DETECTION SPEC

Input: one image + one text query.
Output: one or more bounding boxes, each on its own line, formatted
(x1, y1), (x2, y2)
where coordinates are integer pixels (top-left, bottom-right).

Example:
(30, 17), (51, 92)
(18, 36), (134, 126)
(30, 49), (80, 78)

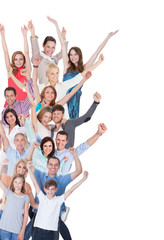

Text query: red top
(4, 66), (27, 107)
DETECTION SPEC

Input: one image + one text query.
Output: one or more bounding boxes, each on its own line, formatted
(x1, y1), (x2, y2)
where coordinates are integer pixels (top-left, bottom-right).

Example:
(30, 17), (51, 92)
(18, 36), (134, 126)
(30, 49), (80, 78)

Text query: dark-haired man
(51, 92), (101, 148)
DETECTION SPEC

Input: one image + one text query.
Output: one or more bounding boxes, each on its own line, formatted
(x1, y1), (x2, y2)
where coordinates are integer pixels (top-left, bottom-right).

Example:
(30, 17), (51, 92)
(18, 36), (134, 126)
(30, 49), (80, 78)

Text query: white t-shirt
(53, 126), (63, 149)
(34, 191), (64, 231)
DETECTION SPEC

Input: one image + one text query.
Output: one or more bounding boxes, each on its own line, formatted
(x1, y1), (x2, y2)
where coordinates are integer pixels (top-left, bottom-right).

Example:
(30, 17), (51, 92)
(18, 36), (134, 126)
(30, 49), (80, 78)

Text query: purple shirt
(1, 79), (34, 125)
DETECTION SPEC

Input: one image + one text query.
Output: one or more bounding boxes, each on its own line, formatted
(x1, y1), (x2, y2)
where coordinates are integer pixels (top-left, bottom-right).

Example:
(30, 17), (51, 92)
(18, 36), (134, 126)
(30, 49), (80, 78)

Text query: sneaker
(61, 207), (70, 222)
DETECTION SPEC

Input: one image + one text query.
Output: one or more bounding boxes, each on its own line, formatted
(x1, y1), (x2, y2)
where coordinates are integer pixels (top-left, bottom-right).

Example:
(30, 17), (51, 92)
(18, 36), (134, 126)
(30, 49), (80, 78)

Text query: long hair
(4, 108), (21, 126)
(37, 107), (52, 123)
(40, 137), (55, 158)
(67, 47), (84, 73)
(12, 158), (28, 178)
(40, 86), (57, 107)
(10, 174), (26, 194)
(10, 51), (26, 74)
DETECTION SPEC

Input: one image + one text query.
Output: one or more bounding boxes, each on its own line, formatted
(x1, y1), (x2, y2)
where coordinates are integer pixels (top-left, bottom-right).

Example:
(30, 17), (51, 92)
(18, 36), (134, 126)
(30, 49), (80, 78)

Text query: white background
(0, 0), (164, 239)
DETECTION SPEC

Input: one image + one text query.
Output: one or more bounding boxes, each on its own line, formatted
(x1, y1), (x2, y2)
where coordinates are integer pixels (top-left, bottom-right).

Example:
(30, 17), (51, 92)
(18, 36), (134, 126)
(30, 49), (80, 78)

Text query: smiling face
(44, 87), (56, 103)
(44, 185), (57, 199)
(5, 112), (16, 126)
(14, 134), (26, 151)
(13, 177), (24, 191)
(43, 41), (56, 57)
(69, 49), (80, 65)
(41, 111), (52, 126)
(13, 54), (25, 68)
(52, 110), (64, 124)
(56, 133), (68, 151)
(43, 141), (53, 157)
(47, 67), (60, 86)
(46, 158), (60, 177)
(16, 161), (27, 176)
(5, 90), (16, 106)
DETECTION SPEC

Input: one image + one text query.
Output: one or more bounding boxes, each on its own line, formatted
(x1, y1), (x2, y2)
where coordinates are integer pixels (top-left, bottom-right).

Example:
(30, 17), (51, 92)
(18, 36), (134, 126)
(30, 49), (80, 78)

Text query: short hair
(52, 104), (65, 114)
(57, 131), (68, 140)
(47, 157), (60, 165)
(14, 133), (26, 141)
(4, 87), (17, 96)
(43, 36), (56, 46)
(4, 109), (20, 126)
(10, 174), (26, 194)
(40, 137), (55, 158)
(37, 107), (52, 123)
(44, 179), (57, 189)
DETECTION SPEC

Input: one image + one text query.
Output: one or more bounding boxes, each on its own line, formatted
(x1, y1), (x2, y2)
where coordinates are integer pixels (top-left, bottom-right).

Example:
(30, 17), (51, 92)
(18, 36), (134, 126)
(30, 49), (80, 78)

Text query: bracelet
(33, 65), (38, 68)
(96, 131), (102, 136)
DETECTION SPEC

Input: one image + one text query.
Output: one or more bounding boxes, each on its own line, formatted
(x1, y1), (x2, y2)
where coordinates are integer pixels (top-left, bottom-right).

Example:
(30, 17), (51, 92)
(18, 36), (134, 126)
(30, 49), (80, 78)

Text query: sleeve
(5, 187), (11, 197)
(54, 41), (68, 64)
(58, 194), (65, 205)
(61, 73), (83, 93)
(69, 102), (98, 128)
(30, 36), (41, 62)
(20, 79), (34, 114)
(37, 191), (45, 201)
(75, 141), (90, 156)
(25, 118), (37, 145)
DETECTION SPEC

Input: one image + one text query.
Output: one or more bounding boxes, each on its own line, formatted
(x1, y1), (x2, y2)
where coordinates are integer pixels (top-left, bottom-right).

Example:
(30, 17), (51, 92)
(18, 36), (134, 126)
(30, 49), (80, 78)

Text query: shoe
(61, 207), (70, 222)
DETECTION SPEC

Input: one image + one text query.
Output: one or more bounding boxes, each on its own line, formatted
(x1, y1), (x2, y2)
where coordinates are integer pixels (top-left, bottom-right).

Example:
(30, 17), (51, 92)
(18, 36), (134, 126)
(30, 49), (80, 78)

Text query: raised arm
(0, 161), (8, 193)
(47, 17), (69, 74)
(56, 71), (92, 106)
(84, 30), (119, 69)
(65, 171), (88, 200)
(32, 58), (41, 105)
(27, 161), (41, 194)
(81, 54), (104, 77)
(69, 148), (82, 181)
(87, 123), (107, 146)
(21, 25), (32, 77)
(0, 24), (10, 72)
(0, 121), (10, 152)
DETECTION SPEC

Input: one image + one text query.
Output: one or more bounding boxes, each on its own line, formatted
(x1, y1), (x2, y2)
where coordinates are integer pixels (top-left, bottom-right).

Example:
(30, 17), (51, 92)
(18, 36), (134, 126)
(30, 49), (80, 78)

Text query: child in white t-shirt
(27, 161), (88, 240)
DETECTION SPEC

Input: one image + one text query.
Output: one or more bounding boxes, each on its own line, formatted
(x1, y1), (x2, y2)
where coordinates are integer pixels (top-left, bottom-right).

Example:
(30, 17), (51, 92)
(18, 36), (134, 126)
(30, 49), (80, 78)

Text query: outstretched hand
(47, 16), (57, 25)
(33, 58), (40, 66)
(18, 114), (25, 125)
(84, 71), (92, 81)
(0, 24), (5, 33)
(108, 30), (119, 38)
(93, 92), (101, 103)
(98, 53), (104, 62)
(68, 147), (76, 155)
(83, 171), (89, 180)
(28, 20), (35, 32)
(62, 27), (67, 40)
(98, 123), (107, 135)
(21, 25), (28, 36)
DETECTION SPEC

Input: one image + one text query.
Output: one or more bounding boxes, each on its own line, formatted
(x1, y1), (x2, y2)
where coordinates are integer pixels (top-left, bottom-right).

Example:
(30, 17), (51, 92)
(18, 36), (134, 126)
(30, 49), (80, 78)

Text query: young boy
(27, 160), (88, 240)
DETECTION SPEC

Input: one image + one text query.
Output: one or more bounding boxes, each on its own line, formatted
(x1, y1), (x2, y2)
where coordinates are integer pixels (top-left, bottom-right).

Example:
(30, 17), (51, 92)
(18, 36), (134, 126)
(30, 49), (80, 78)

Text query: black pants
(32, 227), (59, 240)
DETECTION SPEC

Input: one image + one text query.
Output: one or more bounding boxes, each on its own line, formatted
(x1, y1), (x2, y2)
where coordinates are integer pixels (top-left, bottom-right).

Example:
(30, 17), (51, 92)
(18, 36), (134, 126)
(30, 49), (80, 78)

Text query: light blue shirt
(54, 141), (90, 175)
(6, 146), (30, 176)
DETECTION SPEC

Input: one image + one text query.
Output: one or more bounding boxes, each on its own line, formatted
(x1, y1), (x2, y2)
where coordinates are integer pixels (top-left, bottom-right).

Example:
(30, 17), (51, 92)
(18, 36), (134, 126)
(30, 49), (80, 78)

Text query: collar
(40, 51), (55, 63)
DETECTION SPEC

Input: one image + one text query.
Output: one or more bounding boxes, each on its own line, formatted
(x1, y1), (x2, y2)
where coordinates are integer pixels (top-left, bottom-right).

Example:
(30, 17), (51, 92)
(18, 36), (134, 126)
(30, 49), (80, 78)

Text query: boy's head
(44, 179), (57, 199)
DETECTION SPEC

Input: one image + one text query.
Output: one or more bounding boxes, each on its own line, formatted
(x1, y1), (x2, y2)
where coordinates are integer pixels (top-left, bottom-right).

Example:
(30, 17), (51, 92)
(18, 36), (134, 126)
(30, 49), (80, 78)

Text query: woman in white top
(0, 109), (26, 164)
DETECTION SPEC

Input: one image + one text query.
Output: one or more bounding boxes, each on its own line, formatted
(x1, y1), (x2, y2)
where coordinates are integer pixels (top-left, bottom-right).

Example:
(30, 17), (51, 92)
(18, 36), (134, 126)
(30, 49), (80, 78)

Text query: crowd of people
(0, 16), (118, 240)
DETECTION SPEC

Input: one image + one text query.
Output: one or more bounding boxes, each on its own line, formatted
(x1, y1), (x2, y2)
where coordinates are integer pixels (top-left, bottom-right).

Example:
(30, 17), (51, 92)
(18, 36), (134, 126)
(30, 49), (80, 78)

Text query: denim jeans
(0, 209), (3, 240)
(1, 229), (18, 240)
(32, 227), (59, 240)
(23, 213), (36, 240)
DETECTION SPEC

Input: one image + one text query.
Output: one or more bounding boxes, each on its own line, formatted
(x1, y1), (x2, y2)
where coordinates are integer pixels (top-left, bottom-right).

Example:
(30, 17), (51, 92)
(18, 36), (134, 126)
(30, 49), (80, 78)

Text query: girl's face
(5, 112), (16, 126)
(13, 177), (24, 191)
(47, 68), (59, 86)
(41, 112), (52, 126)
(16, 162), (27, 176)
(14, 54), (24, 68)
(44, 87), (56, 103)
(43, 41), (56, 57)
(69, 49), (79, 65)
(43, 141), (53, 156)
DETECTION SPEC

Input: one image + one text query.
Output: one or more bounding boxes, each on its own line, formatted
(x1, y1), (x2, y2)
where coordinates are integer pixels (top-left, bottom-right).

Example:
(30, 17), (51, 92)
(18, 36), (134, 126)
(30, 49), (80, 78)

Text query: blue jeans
(1, 229), (18, 240)
(32, 227), (59, 240)
(0, 209), (3, 240)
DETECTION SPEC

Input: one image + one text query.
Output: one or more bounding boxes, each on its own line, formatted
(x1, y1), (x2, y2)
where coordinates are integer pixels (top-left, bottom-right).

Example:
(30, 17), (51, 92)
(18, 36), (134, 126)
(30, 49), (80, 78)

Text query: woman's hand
(18, 114), (25, 125)
(98, 53), (104, 62)
(83, 171), (89, 180)
(21, 25), (28, 36)
(0, 24), (5, 34)
(47, 16), (57, 25)
(20, 68), (30, 79)
(108, 30), (119, 38)
(33, 58), (40, 67)
(62, 27), (67, 40)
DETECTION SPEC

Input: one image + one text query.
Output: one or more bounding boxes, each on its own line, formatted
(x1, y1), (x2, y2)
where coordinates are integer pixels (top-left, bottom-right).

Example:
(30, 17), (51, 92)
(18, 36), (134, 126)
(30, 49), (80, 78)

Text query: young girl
(0, 161), (29, 240)
(27, 20), (67, 84)
(0, 24), (32, 103)
(47, 16), (118, 118)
